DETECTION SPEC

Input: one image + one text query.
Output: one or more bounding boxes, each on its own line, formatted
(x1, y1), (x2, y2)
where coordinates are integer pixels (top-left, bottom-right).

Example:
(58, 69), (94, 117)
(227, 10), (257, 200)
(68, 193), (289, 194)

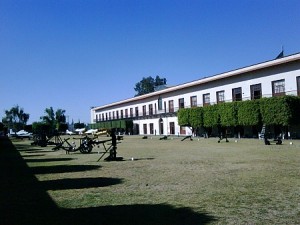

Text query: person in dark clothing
(218, 125), (229, 143)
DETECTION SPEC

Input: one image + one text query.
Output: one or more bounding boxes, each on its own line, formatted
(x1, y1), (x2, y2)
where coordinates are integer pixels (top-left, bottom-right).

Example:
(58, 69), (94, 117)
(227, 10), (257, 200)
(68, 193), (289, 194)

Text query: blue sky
(1, 0), (300, 124)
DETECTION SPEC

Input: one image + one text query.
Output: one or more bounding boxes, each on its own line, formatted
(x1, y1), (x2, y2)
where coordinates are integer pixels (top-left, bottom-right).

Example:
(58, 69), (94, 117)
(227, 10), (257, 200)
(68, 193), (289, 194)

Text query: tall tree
(2, 105), (30, 130)
(41, 107), (66, 131)
(134, 75), (167, 96)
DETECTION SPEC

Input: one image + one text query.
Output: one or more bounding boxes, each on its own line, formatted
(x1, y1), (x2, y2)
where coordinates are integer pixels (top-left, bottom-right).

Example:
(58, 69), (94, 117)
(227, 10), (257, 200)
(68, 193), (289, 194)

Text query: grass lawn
(1, 135), (299, 224)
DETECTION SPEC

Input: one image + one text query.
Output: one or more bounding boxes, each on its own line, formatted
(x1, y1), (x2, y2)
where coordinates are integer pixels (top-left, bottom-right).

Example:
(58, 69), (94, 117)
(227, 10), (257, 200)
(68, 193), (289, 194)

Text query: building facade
(90, 53), (300, 137)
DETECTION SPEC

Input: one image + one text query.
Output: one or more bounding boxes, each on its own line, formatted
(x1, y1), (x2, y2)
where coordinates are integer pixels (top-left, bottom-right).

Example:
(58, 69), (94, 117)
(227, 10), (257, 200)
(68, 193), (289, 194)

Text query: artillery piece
(52, 136), (109, 154)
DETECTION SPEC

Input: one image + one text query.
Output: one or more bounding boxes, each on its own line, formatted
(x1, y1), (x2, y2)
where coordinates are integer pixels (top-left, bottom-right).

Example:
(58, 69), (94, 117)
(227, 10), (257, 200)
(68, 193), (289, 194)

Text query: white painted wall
(90, 57), (300, 136)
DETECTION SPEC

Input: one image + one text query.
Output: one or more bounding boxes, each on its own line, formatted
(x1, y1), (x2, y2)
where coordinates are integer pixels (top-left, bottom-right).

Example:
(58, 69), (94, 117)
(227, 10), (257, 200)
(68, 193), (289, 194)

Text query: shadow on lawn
(22, 154), (46, 157)
(24, 157), (74, 163)
(0, 137), (216, 225)
(62, 204), (216, 225)
(30, 164), (101, 174)
(41, 177), (122, 190)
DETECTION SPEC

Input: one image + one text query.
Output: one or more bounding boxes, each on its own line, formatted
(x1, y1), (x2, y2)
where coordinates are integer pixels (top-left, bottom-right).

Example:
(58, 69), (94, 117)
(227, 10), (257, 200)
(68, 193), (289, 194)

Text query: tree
(218, 102), (238, 127)
(2, 105), (30, 131)
(203, 104), (220, 128)
(134, 75), (167, 96)
(259, 96), (300, 126)
(237, 100), (261, 126)
(40, 107), (56, 130)
(40, 107), (66, 132)
(74, 122), (85, 129)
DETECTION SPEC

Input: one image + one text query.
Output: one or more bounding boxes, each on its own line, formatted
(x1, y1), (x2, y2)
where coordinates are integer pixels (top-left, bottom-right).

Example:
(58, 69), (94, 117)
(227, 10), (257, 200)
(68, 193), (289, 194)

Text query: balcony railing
(92, 90), (298, 123)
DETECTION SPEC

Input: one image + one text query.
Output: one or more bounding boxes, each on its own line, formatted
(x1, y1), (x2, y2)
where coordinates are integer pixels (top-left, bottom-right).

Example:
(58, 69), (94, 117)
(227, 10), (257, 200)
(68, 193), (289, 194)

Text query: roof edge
(92, 52), (300, 111)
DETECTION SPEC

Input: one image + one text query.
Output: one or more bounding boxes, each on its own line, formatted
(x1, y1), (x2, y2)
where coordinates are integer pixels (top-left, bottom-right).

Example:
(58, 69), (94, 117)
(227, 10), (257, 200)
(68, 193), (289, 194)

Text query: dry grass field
(1, 135), (299, 224)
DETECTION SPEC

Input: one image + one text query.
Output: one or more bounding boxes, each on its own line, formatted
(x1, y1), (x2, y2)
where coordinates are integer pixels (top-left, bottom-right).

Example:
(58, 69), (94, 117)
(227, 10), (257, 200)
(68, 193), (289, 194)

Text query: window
(149, 104), (153, 115)
(272, 79), (285, 97)
(109, 112), (111, 120)
(142, 105), (146, 116)
(125, 109), (128, 118)
(169, 100), (174, 113)
(216, 91), (225, 103)
(179, 98), (185, 109)
(232, 87), (242, 101)
(297, 76), (300, 96)
(112, 111), (115, 119)
(135, 107), (139, 117)
(169, 122), (175, 135)
(102, 113), (104, 121)
(120, 110), (123, 119)
(96, 114), (98, 122)
(143, 124), (147, 134)
(250, 84), (262, 100)
(116, 111), (119, 119)
(190, 96), (197, 107)
(203, 93), (210, 106)
(130, 108), (133, 117)
(150, 123), (154, 134)
(105, 113), (108, 120)
(158, 96), (163, 110)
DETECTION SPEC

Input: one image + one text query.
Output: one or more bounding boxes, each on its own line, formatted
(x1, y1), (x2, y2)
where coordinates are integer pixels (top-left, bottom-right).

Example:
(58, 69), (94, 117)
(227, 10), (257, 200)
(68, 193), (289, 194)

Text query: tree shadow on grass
(22, 154), (46, 157)
(41, 177), (122, 190)
(30, 164), (101, 174)
(0, 137), (217, 225)
(24, 157), (74, 163)
(61, 204), (216, 225)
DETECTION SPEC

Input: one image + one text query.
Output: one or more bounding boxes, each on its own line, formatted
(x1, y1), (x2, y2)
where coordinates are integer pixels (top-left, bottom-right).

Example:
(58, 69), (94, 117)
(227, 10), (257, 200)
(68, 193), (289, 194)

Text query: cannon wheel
(79, 143), (93, 154)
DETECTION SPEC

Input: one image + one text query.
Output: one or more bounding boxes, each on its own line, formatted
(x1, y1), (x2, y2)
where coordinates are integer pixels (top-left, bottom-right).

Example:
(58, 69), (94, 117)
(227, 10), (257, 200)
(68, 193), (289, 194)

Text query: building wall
(90, 55), (300, 136)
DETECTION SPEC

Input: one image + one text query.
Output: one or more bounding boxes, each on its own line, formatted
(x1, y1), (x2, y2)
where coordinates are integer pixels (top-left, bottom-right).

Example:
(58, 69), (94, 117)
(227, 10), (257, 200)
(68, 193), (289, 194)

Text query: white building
(90, 52), (300, 137)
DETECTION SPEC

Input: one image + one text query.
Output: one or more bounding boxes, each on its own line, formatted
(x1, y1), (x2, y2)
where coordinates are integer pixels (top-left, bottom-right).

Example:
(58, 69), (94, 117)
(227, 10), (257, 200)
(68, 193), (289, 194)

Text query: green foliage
(112, 120), (121, 128)
(177, 108), (190, 126)
(260, 96), (300, 126)
(134, 75), (167, 96)
(0, 122), (4, 131)
(203, 104), (220, 128)
(32, 122), (52, 134)
(218, 102), (238, 127)
(176, 96), (300, 130)
(40, 107), (67, 132)
(74, 122), (85, 129)
(2, 105), (30, 130)
(189, 107), (203, 128)
(287, 96), (300, 125)
(237, 100), (261, 126)
(58, 123), (68, 133)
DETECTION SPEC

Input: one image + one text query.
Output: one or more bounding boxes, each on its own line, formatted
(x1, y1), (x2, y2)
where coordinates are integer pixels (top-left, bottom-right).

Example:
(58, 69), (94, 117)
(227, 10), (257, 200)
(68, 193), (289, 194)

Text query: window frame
(190, 96), (197, 107)
(203, 93), (210, 106)
(272, 79), (285, 97)
(216, 91), (225, 103)
(250, 83), (262, 100)
(232, 87), (242, 101)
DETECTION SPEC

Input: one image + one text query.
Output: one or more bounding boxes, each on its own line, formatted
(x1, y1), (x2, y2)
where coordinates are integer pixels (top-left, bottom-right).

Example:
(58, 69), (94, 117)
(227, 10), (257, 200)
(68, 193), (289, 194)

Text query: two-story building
(90, 52), (300, 137)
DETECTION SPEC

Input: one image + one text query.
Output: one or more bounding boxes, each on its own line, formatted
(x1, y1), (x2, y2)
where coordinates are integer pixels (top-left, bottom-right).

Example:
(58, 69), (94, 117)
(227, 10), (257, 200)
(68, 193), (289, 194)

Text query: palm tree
(41, 107), (56, 130)
(41, 107), (66, 132)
